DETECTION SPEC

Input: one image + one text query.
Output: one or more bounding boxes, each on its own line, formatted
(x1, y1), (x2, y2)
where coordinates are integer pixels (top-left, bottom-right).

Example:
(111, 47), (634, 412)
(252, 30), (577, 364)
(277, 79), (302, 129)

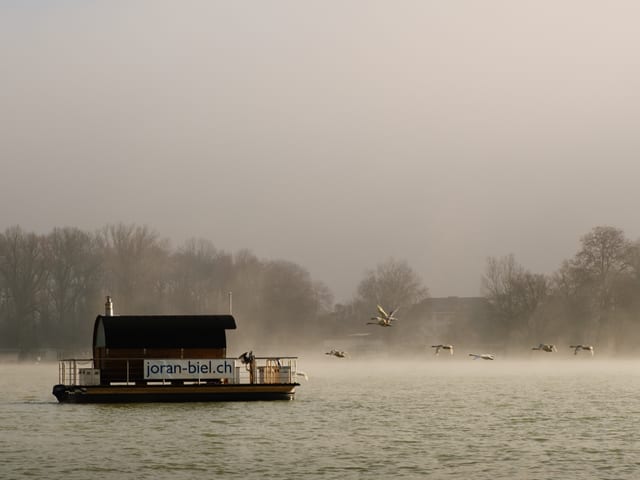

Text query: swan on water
(469, 353), (495, 360)
(532, 344), (557, 352)
(570, 344), (594, 355)
(431, 344), (454, 355)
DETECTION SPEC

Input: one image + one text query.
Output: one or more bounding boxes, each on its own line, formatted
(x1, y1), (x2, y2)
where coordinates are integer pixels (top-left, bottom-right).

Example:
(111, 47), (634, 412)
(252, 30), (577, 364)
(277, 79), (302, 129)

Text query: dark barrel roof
(93, 315), (237, 349)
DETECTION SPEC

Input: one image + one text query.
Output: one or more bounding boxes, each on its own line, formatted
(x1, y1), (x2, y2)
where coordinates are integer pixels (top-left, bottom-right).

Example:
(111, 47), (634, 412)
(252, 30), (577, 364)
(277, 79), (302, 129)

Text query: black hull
(52, 383), (298, 403)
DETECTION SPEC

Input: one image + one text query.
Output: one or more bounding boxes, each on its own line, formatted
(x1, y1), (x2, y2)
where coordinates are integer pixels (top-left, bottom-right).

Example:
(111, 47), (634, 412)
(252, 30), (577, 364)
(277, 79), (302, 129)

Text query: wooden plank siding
(94, 347), (227, 384)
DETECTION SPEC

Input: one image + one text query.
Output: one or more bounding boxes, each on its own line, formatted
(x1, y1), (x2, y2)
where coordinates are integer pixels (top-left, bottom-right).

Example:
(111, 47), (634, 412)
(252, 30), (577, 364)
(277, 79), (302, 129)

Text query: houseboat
(52, 298), (301, 403)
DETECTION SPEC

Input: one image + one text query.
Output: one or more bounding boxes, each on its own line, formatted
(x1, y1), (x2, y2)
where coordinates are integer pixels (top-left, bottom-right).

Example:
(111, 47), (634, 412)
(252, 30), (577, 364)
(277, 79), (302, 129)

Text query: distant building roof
(93, 315), (237, 349)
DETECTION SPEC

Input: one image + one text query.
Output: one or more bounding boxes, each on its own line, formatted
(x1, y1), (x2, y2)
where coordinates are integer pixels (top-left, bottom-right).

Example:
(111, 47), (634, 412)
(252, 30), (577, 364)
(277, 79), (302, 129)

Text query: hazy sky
(2, 1), (640, 301)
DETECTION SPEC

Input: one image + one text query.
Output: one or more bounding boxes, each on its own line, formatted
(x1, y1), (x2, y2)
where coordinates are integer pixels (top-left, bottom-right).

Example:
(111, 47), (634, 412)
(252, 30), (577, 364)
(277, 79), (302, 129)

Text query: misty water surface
(1, 359), (639, 479)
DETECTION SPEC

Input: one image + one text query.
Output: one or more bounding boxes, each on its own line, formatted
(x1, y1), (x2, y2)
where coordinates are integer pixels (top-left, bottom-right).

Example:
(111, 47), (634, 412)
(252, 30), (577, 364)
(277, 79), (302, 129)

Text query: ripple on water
(0, 361), (639, 479)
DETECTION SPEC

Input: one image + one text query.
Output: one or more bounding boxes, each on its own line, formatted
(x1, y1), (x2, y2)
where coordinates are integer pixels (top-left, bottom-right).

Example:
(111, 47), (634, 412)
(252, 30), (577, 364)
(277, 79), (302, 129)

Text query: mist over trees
(0, 223), (639, 357)
(481, 254), (549, 344)
(0, 224), (333, 355)
(481, 226), (640, 353)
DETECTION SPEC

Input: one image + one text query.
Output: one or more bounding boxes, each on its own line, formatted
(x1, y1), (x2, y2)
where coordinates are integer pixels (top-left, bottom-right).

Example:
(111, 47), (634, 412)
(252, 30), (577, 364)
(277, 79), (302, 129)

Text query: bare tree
(169, 238), (233, 314)
(98, 223), (170, 313)
(0, 224), (340, 352)
(224, 251), (333, 349)
(261, 260), (332, 338)
(574, 226), (629, 300)
(546, 260), (594, 340)
(620, 239), (640, 310)
(342, 258), (429, 349)
(356, 257), (428, 309)
(43, 227), (103, 348)
(482, 254), (548, 341)
(566, 226), (632, 345)
(0, 226), (48, 349)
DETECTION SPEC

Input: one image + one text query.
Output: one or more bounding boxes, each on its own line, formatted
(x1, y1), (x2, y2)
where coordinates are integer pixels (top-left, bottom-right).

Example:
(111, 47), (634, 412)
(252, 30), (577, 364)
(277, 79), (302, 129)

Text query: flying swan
(570, 344), (594, 355)
(469, 353), (495, 360)
(432, 344), (454, 355)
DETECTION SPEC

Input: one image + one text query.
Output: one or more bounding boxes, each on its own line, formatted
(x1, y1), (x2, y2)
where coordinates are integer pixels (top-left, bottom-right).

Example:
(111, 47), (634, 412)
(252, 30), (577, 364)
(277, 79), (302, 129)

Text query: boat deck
(53, 357), (301, 403)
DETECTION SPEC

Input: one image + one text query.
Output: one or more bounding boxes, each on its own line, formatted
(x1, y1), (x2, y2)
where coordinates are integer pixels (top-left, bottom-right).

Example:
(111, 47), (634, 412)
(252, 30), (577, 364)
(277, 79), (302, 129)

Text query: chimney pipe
(105, 296), (113, 316)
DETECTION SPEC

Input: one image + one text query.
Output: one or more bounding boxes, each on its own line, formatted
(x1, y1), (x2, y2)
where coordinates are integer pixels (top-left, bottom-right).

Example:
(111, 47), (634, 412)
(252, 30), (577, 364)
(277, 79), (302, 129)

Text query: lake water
(1, 358), (639, 479)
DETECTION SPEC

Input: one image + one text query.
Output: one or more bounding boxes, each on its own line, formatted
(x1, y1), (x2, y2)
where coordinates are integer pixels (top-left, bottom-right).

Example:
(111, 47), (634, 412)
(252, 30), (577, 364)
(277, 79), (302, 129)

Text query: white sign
(144, 359), (235, 380)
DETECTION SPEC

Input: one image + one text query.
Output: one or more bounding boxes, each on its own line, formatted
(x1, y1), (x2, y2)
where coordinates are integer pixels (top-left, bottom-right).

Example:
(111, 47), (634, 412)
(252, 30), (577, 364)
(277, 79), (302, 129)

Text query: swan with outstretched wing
(570, 345), (594, 355)
(469, 353), (495, 360)
(432, 344), (454, 356)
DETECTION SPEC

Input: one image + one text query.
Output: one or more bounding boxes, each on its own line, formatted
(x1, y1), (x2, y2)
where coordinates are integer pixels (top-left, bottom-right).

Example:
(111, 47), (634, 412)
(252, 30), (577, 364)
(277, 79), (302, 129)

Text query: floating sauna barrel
(92, 315), (237, 384)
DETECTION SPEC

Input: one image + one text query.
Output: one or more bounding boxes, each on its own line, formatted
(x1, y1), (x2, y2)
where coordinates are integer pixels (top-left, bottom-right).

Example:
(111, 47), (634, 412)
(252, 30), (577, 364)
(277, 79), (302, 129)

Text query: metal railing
(58, 359), (94, 385)
(57, 357), (300, 386)
(235, 357), (299, 384)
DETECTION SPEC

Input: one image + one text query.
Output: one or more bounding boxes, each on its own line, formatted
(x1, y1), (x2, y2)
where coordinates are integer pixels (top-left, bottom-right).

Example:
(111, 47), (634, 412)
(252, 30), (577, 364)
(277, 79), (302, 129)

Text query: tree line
(480, 226), (640, 353)
(314, 225), (640, 355)
(0, 224), (334, 354)
(0, 223), (638, 356)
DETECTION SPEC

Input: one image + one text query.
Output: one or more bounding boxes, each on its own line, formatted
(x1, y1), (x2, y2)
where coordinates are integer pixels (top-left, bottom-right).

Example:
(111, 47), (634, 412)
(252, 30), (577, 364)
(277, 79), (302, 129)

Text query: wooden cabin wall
(94, 347), (227, 383)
